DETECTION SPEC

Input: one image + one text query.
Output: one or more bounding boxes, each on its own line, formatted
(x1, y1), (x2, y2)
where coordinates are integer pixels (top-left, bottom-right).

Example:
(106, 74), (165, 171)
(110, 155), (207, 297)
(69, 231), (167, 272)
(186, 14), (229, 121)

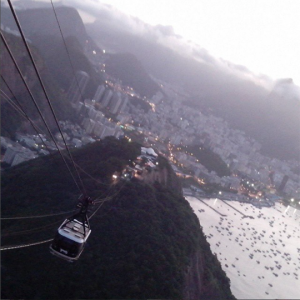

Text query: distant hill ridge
(86, 16), (300, 160)
(105, 52), (161, 97)
(1, 6), (87, 47)
(1, 5), (160, 97)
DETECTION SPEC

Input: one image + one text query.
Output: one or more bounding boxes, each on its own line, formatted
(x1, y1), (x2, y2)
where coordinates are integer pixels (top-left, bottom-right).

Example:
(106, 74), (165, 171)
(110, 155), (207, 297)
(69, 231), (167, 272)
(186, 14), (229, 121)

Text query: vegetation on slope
(129, 95), (152, 113)
(176, 144), (231, 177)
(1, 137), (234, 299)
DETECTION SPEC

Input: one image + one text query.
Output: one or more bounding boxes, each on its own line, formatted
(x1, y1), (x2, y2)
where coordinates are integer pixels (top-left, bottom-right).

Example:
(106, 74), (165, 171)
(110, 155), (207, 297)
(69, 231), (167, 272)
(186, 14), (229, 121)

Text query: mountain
(105, 52), (161, 97)
(1, 6), (87, 47)
(0, 31), (77, 139)
(85, 17), (300, 160)
(1, 5), (105, 98)
(1, 4), (160, 98)
(1, 137), (235, 299)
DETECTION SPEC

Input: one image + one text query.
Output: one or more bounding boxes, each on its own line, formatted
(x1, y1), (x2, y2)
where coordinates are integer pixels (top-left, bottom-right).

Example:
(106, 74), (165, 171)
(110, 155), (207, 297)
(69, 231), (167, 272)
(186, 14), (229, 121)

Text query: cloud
(16, 0), (300, 93)
(272, 78), (300, 101)
(61, 0), (277, 90)
(155, 24), (174, 36)
(192, 47), (217, 65)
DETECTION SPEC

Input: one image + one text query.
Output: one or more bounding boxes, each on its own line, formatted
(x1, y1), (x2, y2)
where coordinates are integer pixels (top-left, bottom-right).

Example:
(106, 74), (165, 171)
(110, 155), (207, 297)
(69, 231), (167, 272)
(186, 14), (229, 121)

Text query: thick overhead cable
(50, 0), (86, 104)
(1, 209), (76, 220)
(2, 220), (63, 237)
(0, 77), (52, 152)
(1, 77), (108, 190)
(89, 181), (127, 219)
(1, 184), (125, 250)
(49, 0), (112, 187)
(1, 88), (96, 198)
(75, 163), (111, 186)
(88, 199), (107, 220)
(0, 31), (82, 194)
(0, 239), (53, 251)
(1, 76), (23, 111)
(0, 88), (49, 148)
(1, 90), (54, 157)
(6, 0), (87, 196)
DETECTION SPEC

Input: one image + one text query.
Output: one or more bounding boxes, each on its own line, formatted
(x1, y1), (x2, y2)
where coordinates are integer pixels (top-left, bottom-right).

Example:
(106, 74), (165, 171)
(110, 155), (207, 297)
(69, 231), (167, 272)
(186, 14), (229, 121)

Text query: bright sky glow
(98, 0), (300, 85)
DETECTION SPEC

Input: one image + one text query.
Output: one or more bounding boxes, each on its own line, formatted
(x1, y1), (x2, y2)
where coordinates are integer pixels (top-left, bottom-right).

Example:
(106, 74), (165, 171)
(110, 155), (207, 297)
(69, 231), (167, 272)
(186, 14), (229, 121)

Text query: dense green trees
(1, 137), (234, 299)
(186, 144), (231, 176)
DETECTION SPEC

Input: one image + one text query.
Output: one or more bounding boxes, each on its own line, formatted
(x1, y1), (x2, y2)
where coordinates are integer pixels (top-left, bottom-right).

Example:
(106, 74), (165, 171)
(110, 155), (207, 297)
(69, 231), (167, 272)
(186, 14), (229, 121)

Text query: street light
(291, 198), (294, 202)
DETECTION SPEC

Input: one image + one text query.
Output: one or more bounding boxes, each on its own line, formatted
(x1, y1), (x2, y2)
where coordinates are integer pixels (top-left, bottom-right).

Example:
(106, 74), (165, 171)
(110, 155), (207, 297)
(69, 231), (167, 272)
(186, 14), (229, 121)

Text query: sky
(89, 0), (300, 86)
(8, 0), (300, 86)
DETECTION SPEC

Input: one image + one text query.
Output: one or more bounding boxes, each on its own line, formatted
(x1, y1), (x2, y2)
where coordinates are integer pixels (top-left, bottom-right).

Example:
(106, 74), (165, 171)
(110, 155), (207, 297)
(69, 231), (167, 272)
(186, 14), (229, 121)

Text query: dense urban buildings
(2, 62), (300, 204)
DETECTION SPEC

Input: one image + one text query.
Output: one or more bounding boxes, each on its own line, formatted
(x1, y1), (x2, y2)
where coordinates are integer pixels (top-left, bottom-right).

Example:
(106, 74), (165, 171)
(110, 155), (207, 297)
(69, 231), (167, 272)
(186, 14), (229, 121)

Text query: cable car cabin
(49, 218), (91, 262)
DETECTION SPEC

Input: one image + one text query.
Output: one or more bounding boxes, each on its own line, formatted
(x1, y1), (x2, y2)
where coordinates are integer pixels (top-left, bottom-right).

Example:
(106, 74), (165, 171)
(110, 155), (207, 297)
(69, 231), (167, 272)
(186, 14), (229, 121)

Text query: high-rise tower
(93, 85), (105, 102)
(108, 92), (123, 114)
(101, 89), (113, 107)
(67, 71), (90, 103)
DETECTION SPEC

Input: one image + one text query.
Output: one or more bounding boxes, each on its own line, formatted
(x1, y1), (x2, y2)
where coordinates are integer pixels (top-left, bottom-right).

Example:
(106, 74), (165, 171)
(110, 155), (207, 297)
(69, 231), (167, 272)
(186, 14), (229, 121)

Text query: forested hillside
(1, 137), (234, 299)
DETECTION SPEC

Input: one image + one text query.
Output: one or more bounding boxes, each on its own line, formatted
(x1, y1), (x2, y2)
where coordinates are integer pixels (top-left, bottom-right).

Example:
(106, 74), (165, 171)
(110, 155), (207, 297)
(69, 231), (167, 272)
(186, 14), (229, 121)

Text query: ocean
(186, 196), (300, 299)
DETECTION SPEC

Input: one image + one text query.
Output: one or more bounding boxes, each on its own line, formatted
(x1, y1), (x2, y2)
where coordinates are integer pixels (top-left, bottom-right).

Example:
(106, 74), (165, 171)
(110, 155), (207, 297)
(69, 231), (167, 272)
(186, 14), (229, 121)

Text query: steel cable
(6, 0), (87, 196)
(0, 31), (83, 194)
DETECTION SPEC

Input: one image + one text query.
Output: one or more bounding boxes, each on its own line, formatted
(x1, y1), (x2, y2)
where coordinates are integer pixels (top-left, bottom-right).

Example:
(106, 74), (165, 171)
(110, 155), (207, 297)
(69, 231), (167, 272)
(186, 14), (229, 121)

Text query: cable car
(49, 197), (92, 262)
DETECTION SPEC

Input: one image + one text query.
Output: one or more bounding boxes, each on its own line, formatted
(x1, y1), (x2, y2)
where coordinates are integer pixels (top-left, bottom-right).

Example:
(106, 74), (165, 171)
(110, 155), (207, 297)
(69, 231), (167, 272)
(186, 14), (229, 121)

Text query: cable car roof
(58, 219), (91, 243)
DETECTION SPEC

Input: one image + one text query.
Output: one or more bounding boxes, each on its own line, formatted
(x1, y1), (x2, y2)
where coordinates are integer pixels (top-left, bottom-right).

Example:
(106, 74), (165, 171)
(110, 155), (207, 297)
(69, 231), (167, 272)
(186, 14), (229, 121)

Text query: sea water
(186, 197), (300, 299)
